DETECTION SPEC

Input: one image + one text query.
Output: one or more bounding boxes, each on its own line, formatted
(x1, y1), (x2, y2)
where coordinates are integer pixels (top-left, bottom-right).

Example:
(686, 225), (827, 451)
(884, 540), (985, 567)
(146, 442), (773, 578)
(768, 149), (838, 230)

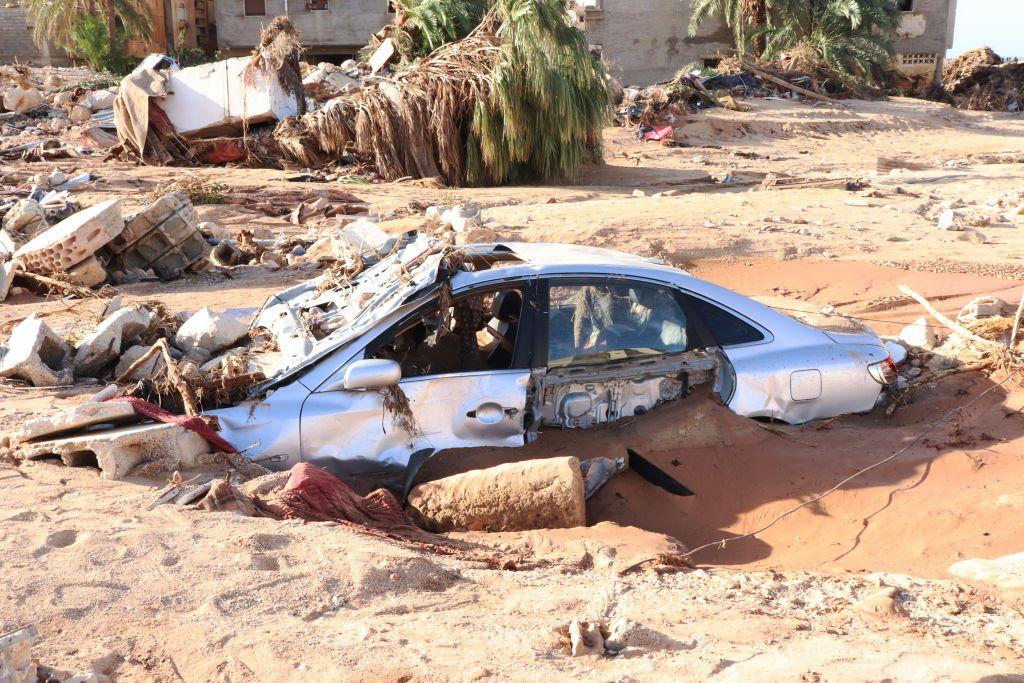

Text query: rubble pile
(942, 47), (1024, 113)
(0, 189), (211, 299)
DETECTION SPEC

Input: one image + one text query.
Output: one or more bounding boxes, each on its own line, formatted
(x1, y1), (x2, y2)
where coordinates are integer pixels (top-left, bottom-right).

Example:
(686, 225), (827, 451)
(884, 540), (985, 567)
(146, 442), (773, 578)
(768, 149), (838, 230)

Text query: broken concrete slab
(408, 456), (586, 532)
(13, 199), (124, 274)
(899, 316), (938, 350)
(0, 624), (38, 683)
(174, 307), (249, 355)
(114, 344), (167, 381)
(0, 259), (19, 302)
(18, 422), (212, 480)
(73, 306), (153, 377)
(1, 199), (48, 244)
(0, 314), (73, 386)
(65, 255), (108, 288)
(949, 553), (1024, 593)
(159, 57), (302, 137)
(107, 191), (189, 254)
(14, 401), (140, 443)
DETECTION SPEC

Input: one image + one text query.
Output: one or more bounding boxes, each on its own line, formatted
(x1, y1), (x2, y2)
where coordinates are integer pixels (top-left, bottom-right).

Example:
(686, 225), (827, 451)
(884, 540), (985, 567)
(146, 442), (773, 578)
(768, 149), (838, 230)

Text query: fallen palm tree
(274, 0), (609, 186)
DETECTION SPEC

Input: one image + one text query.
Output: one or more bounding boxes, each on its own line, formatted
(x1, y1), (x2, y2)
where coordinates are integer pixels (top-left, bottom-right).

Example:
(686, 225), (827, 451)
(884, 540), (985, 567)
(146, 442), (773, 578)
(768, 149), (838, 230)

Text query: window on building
(307, 0), (327, 9)
(243, 0), (265, 16)
(896, 0), (913, 11)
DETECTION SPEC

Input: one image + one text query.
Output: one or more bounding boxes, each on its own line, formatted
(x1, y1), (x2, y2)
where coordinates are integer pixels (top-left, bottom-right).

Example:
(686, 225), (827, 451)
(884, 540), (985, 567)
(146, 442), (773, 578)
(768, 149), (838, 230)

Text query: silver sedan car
(212, 238), (895, 474)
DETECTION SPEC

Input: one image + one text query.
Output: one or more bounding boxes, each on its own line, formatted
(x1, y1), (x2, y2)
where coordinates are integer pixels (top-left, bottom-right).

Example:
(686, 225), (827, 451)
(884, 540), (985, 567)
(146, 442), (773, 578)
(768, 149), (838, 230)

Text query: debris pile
(0, 189), (211, 300)
(942, 48), (1024, 113)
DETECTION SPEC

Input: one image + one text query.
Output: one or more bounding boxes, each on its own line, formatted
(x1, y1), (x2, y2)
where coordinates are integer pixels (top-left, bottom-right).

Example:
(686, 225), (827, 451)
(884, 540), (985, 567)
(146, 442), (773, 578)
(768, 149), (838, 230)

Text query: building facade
(0, 5), (68, 66)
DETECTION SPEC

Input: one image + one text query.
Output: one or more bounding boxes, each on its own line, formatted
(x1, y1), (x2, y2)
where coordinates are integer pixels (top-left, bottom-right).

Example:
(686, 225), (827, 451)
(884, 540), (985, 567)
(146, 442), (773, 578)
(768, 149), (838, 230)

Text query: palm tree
(25, 0), (151, 48)
(689, 0), (770, 58)
(761, 0), (899, 80)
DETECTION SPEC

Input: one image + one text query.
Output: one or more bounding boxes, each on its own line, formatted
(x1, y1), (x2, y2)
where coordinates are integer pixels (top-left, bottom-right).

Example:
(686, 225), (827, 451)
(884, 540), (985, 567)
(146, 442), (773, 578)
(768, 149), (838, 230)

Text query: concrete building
(215, 0), (390, 58)
(0, 5), (68, 66)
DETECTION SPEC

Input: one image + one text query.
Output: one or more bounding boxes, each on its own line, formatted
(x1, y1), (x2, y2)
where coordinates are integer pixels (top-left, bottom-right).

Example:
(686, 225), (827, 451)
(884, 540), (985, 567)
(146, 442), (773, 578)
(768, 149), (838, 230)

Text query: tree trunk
(105, 0), (117, 41)
(752, 0), (767, 58)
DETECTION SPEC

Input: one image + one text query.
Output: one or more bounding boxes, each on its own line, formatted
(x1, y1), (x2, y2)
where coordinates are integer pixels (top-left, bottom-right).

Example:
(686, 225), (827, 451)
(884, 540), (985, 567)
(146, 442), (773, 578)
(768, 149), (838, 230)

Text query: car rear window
(686, 296), (765, 347)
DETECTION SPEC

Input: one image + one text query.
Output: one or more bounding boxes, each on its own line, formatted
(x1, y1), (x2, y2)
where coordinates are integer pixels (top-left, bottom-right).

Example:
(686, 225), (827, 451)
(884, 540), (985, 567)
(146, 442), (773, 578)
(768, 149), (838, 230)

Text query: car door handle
(466, 402), (507, 425)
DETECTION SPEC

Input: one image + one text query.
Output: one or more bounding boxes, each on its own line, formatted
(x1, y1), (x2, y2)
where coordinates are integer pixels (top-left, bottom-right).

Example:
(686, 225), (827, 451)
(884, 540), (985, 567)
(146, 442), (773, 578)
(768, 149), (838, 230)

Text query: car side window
(368, 286), (525, 378)
(684, 294), (765, 346)
(547, 282), (689, 366)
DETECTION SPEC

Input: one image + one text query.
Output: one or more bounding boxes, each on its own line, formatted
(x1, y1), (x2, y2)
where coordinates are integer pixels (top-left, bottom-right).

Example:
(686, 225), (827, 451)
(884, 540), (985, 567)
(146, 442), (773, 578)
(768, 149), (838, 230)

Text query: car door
(534, 276), (728, 428)
(298, 280), (539, 474)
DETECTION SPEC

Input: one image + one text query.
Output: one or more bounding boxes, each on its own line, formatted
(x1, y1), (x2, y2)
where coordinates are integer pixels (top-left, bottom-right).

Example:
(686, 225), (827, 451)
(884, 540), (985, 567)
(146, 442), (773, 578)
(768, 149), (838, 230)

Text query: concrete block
(899, 316), (938, 350)
(0, 314), (73, 386)
(113, 344), (166, 381)
(159, 57), (300, 137)
(14, 200), (124, 274)
(150, 232), (210, 279)
(72, 306), (153, 378)
(18, 422), (212, 480)
(1, 199), (48, 243)
(108, 192), (189, 254)
(0, 259), (20, 302)
(408, 456), (586, 532)
(174, 307), (249, 355)
(14, 400), (139, 442)
(65, 255), (107, 288)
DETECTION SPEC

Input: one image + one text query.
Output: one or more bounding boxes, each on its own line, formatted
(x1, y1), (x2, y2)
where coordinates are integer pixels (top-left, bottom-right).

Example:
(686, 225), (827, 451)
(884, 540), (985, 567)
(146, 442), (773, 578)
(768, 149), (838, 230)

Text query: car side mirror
(330, 358), (402, 391)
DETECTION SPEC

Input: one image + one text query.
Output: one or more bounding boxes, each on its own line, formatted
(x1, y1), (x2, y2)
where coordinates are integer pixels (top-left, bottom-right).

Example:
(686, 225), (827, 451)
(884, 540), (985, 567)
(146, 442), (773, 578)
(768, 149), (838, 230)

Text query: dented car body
(211, 238), (891, 474)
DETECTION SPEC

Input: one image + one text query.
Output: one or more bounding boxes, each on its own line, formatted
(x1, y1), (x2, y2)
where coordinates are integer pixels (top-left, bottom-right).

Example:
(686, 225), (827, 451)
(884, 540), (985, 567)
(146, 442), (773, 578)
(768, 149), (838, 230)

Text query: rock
(84, 89), (116, 111)
(47, 169), (68, 187)
(949, 553), (1024, 593)
(632, 189), (647, 198)
(957, 296), (1008, 322)
(53, 90), (76, 107)
(73, 306), (153, 377)
(604, 618), (677, 651)
(0, 259), (20, 302)
(18, 422), (212, 480)
(65, 673), (111, 683)
(14, 199), (124, 274)
(940, 198), (966, 210)
(66, 255), (108, 288)
(68, 104), (92, 124)
(14, 400), (139, 442)
(0, 625), (38, 683)
(408, 456), (586, 532)
(905, 366), (922, 378)
(2, 86), (43, 113)
(439, 204), (483, 232)
(899, 316), (938, 349)
(198, 221), (230, 241)
(1, 199), (48, 245)
(937, 209), (961, 230)
(884, 340), (908, 366)
(568, 619), (605, 657)
(857, 586), (908, 619)
(113, 344), (166, 381)
(0, 314), (73, 386)
(174, 307), (249, 355)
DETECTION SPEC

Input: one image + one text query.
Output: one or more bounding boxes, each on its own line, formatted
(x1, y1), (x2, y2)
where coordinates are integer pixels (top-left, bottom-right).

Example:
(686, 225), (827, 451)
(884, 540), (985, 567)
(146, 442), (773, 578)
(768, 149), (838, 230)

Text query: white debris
(14, 401), (139, 443)
(2, 85), (43, 113)
(937, 209), (961, 230)
(113, 344), (167, 381)
(84, 89), (117, 112)
(73, 306), (154, 377)
(949, 553), (1024, 593)
(568, 619), (605, 657)
(69, 104), (92, 125)
(899, 316), (938, 350)
(0, 314), (73, 386)
(884, 340), (908, 366)
(14, 199), (124, 274)
(174, 307), (249, 355)
(956, 296), (1008, 322)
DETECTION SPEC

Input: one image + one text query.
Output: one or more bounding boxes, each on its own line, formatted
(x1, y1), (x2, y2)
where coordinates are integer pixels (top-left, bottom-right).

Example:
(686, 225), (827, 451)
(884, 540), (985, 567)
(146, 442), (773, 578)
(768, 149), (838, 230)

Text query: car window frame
(362, 279), (541, 378)
(677, 289), (772, 349)
(536, 275), (717, 368)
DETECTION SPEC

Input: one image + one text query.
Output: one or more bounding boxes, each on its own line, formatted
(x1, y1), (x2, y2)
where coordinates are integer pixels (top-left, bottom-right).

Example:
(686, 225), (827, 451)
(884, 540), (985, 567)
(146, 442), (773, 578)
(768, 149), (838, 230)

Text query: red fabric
(113, 396), (240, 454)
(262, 463), (412, 528)
(644, 125), (674, 141)
(196, 138), (247, 164)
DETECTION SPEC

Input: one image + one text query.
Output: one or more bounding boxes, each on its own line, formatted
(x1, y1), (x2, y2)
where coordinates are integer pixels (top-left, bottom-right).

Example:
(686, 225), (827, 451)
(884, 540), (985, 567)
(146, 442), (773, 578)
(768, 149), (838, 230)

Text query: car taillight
(868, 357), (899, 385)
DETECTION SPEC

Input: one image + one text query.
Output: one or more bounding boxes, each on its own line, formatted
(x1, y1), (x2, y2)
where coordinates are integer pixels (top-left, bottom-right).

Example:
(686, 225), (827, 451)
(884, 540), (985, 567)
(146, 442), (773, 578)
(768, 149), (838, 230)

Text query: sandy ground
(3, 95), (1024, 680)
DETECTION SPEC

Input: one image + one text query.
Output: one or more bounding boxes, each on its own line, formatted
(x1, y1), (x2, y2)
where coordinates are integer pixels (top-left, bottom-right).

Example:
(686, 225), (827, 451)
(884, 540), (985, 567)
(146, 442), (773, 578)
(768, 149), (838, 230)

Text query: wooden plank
(743, 61), (836, 104)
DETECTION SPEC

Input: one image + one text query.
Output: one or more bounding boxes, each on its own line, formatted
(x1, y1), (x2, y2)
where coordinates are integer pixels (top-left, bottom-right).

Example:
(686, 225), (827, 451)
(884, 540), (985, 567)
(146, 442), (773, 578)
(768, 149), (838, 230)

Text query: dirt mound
(942, 47), (1023, 112)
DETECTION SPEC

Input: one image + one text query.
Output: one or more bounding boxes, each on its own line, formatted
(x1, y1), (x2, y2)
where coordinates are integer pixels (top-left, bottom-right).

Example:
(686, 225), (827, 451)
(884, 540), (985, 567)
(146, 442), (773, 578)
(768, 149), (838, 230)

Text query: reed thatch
(274, 0), (608, 186)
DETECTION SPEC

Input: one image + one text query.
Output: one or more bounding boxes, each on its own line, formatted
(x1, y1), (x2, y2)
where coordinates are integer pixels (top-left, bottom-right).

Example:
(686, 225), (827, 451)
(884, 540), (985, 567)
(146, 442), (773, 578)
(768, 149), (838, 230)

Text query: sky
(948, 0), (1024, 59)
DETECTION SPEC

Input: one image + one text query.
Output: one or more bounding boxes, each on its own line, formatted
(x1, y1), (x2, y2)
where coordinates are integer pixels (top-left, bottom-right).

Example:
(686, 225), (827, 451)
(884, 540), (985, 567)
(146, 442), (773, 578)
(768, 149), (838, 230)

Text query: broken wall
(579, 0), (733, 86)
(892, 0), (958, 84)
(214, 0), (389, 58)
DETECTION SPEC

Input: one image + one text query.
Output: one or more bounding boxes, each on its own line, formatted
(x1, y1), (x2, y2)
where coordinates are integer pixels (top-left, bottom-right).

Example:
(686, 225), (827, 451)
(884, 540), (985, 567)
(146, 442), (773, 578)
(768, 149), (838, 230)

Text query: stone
(113, 344), (166, 381)
(0, 314), (73, 386)
(568, 619), (605, 657)
(14, 401), (139, 443)
(632, 189), (647, 198)
(13, 199), (124, 274)
(73, 306), (153, 377)
(1, 199), (48, 245)
(64, 674), (111, 683)
(65, 255), (108, 288)
(17, 422), (212, 480)
(937, 206), (958, 231)
(857, 586), (908, 619)
(949, 553), (1024, 593)
(53, 90), (75, 106)
(198, 221), (230, 241)
(408, 456), (586, 532)
(0, 625), (38, 683)
(2, 86), (43, 113)
(84, 89), (116, 111)
(68, 104), (92, 125)
(899, 316), (938, 350)
(604, 618), (677, 651)
(174, 307), (249, 355)
(0, 259), (20, 302)
(47, 169), (68, 187)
